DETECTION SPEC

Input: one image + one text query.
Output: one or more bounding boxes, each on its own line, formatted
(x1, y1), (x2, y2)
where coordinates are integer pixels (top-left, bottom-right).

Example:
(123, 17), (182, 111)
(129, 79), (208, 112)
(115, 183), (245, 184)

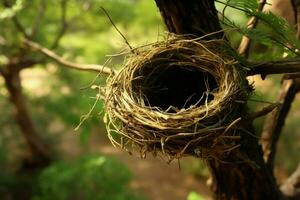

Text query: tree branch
(24, 39), (115, 75)
(238, 0), (267, 57)
(246, 103), (280, 121)
(260, 77), (300, 171)
(280, 164), (300, 200)
(248, 59), (300, 77)
(259, 2), (300, 173)
(3, 68), (52, 166)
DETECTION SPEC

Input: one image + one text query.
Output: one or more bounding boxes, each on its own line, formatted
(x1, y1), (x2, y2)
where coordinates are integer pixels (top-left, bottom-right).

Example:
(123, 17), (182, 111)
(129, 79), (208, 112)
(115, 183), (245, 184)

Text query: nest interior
(103, 35), (250, 160)
(135, 62), (218, 111)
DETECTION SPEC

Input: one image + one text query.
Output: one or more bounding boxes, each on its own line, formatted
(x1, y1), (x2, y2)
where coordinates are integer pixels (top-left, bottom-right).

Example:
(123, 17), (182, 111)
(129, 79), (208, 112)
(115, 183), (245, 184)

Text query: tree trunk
(3, 67), (51, 168)
(154, 0), (282, 199)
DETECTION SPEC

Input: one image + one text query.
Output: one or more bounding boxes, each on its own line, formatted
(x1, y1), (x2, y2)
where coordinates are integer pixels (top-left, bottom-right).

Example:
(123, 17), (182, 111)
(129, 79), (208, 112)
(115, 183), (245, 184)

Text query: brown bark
(261, 0), (300, 175)
(280, 164), (300, 200)
(248, 58), (300, 77)
(154, 0), (282, 199)
(2, 62), (51, 168)
(154, 0), (223, 38)
(261, 78), (300, 172)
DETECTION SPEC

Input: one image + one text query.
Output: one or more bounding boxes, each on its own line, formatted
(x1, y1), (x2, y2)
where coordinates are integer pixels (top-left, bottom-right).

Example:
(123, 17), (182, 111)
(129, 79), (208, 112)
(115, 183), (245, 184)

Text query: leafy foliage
(216, 0), (300, 59)
(32, 154), (145, 200)
(0, 0), (23, 20)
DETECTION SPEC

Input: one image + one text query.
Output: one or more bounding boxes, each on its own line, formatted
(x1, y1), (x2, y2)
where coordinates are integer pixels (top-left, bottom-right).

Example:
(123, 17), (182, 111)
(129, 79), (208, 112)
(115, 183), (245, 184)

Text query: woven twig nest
(103, 35), (250, 161)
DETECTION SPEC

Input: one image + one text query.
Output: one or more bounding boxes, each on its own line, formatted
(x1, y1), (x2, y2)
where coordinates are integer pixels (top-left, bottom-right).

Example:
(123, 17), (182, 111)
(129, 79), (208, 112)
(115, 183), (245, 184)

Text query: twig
(24, 39), (115, 75)
(221, 0), (230, 22)
(260, 78), (300, 171)
(51, 0), (68, 49)
(248, 59), (300, 77)
(237, 0), (267, 57)
(280, 164), (300, 200)
(100, 6), (133, 51)
(246, 103), (281, 121)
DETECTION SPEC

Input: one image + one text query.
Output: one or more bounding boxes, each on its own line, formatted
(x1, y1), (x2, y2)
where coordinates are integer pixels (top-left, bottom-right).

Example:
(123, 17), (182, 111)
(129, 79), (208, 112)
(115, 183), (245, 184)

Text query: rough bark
(154, 0), (282, 199)
(154, 0), (223, 38)
(2, 62), (51, 168)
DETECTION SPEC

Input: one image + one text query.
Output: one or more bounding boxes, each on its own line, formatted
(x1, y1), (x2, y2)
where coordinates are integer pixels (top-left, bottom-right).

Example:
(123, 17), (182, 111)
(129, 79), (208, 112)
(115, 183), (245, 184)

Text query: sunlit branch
(24, 39), (115, 76)
(280, 164), (300, 200)
(238, 0), (267, 57)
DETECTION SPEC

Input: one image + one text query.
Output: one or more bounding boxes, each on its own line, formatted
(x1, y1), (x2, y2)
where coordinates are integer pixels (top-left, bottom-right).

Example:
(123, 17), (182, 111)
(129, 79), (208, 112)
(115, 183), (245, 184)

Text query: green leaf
(0, 0), (24, 20)
(187, 192), (205, 200)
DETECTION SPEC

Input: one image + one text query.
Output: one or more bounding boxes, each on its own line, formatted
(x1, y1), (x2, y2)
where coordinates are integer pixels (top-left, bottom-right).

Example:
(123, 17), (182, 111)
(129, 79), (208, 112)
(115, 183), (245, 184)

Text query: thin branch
(260, 78), (300, 171)
(51, 0), (68, 49)
(24, 39), (115, 75)
(246, 103), (281, 121)
(280, 164), (300, 200)
(100, 6), (133, 50)
(248, 59), (300, 77)
(237, 0), (267, 57)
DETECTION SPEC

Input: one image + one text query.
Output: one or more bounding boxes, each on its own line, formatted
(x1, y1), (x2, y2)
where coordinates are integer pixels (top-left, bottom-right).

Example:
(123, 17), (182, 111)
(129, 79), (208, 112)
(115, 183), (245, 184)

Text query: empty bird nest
(102, 34), (250, 161)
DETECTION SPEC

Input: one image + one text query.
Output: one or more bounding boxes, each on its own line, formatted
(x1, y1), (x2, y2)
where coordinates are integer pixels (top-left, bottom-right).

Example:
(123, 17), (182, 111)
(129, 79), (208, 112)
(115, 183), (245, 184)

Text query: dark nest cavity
(133, 64), (218, 112)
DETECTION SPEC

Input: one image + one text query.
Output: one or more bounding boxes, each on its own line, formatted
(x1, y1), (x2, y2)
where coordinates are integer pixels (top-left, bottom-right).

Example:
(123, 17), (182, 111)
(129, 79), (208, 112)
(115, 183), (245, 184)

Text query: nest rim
(103, 35), (250, 161)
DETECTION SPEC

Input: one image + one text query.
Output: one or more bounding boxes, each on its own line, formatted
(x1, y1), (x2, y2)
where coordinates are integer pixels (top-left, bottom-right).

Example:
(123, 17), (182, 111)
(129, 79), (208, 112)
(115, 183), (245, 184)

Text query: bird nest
(103, 35), (250, 161)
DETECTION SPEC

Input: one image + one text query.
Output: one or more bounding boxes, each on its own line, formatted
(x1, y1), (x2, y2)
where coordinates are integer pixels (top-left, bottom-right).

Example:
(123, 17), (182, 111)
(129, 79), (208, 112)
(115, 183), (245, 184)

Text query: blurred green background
(0, 0), (299, 200)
